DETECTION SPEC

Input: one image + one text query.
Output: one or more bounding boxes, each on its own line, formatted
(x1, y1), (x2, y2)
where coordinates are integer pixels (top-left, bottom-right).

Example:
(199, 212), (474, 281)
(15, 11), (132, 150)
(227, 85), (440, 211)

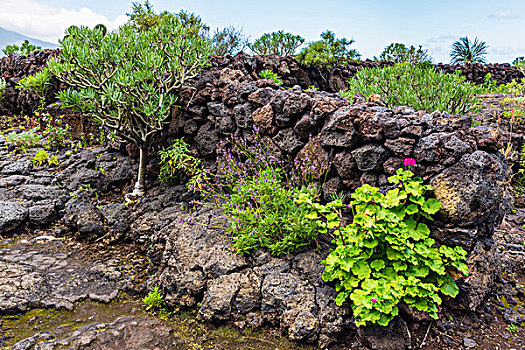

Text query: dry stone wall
(170, 65), (511, 315)
(1, 50), (523, 117)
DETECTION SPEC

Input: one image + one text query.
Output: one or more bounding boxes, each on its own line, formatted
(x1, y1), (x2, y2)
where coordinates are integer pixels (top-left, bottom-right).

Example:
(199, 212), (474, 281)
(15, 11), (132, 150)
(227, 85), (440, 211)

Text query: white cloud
(0, 0), (127, 43)
(487, 11), (522, 20)
(426, 35), (456, 44)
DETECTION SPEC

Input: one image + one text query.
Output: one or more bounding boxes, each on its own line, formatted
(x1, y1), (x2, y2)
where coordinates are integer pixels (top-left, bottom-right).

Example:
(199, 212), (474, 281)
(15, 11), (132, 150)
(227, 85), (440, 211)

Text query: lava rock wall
(1, 50), (524, 116)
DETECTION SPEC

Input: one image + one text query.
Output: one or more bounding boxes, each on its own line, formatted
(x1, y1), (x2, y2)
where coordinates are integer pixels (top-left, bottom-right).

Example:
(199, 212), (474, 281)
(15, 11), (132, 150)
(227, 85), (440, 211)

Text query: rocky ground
(0, 105), (524, 349)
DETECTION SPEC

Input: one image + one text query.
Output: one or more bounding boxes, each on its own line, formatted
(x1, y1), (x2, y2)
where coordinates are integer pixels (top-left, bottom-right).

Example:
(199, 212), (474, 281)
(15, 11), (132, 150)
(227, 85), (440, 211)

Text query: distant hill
(0, 27), (58, 56)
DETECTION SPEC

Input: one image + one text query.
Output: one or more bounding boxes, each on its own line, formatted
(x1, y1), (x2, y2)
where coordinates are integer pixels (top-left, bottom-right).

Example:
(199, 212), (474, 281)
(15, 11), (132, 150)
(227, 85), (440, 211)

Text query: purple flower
(371, 298), (377, 304)
(403, 158), (416, 167)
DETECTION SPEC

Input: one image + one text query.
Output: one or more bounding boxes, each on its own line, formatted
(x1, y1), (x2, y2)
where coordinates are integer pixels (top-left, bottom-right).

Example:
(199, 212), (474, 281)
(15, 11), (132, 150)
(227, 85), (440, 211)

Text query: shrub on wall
(47, 18), (211, 197)
(296, 30), (361, 68)
(341, 63), (483, 114)
(376, 43), (432, 64)
(249, 30), (305, 56)
(211, 26), (249, 56)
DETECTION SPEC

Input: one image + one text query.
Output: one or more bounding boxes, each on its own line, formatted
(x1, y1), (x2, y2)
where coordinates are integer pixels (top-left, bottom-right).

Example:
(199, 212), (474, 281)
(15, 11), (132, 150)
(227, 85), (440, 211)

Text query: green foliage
(2, 40), (42, 56)
(47, 17), (211, 194)
(297, 168), (468, 327)
(196, 133), (321, 257)
(158, 138), (204, 185)
(450, 36), (489, 65)
(341, 63), (483, 114)
(38, 114), (70, 149)
(3, 128), (42, 151)
(249, 30), (305, 56)
(0, 77), (6, 104)
(513, 57), (524, 67)
(127, 1), (209, 37)
(16, 68), (52, 112)
(142, 286), (166, 312)
(483, 73), (525, 95)
(258, 70), (283, 86)
(376, 43), (431, 63)
(31, 149), (59, 167)
(211, 26), (248, 56)
(296, 30), (360, 68)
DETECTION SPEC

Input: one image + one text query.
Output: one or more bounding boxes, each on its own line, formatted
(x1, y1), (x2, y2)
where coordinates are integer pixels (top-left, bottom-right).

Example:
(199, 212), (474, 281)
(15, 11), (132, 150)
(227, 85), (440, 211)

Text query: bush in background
(211, 26), (249, 56)
(249, 30), (305, 56)
(376, 43), (432, 63)
(296, 30), (360, 68)
(341, 63), (483, 114)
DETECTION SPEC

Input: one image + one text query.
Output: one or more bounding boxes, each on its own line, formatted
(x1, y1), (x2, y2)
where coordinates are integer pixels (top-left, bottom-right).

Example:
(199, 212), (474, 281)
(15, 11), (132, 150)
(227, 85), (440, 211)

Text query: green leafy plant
(296, 30), (360, 68)
(142, 286), (166, 312)
(127, 0), (209, 36)
(47, 17), (212, 196)
(16, 68), (52, 112)
(31, 149), (59, 167)
(376, 43), (431, 63)
(37, 114), (70, 149)
(4, 128), (42, 151)
(0, 77), (6, 105)
(258, 70), (283, 86)
(450, 36), (489, 65)
(2, 40), (42, 56)
(341, 63), (484, 114)
(249, 30), (305, 56)
(211, 26), (248, 56)
(297, 167), (468, 327)
(194, 133), (324, 256)
(506, 324), (519, 334)
(158, 138), (204, 185)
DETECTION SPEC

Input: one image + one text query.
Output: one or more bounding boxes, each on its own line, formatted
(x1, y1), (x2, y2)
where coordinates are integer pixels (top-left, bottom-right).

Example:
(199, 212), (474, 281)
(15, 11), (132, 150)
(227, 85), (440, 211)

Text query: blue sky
(1, 0), (524, 63)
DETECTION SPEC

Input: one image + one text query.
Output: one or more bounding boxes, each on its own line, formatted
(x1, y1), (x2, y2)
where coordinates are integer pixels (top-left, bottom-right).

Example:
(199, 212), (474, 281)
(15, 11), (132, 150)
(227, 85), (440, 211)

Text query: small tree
(2, 39), (42, 56)
(47, 18), (212, 196)
(377, 43), (431, 63)
(296, 30), (360, 67)
(211, 26), (249, 56)
(450, 36), (489, 65)
(248, 30), (305, 56)
(127, 0), (209, 37)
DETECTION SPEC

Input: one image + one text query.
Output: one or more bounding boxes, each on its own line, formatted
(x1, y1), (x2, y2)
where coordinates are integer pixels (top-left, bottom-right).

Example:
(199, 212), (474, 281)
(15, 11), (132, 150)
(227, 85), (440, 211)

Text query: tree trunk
(133, 146), (147, 196)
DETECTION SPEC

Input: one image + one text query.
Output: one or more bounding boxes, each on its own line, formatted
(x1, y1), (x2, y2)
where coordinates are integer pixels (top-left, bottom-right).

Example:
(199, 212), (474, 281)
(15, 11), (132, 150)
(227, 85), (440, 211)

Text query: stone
(195, 122), (218, 156)
(0, 201), (27, 233)
(431, 151), (508, 227)
(28, 202), (56, 226)
(252, 104), (274, 131)
(232, 102), (254, 129)
(294, 138), (330, 181)
(282, 93), (311, 116)
(320, 107), (359, 148)
(351, 145), (389, 172)
(64, 199), (104, 237)
(358, 317), (411, 350)
(273, 128), (304, 155)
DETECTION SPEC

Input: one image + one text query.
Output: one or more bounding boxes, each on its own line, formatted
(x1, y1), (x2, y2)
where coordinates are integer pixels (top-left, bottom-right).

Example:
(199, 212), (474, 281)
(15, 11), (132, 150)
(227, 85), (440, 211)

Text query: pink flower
(371, 298), (377, 304)
(403, 158), (416, 167)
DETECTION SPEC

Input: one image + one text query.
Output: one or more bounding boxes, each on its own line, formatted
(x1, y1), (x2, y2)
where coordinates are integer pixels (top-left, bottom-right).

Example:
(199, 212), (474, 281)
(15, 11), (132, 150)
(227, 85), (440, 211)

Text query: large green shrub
(296, 31), (360, 67)
(194, 133), (323, 256)
(0, 77), (6, 105)
(341, 63), (483, 114)
(249, 30), (305, 56)
(297, 168), (468, 327)
(47, 18), (211, 196)
(376, 43), (431, 63)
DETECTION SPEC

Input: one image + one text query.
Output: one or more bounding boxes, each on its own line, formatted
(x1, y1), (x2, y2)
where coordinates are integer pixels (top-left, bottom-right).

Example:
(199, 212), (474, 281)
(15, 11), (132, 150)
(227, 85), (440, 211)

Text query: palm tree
(450, 36), (489, 64)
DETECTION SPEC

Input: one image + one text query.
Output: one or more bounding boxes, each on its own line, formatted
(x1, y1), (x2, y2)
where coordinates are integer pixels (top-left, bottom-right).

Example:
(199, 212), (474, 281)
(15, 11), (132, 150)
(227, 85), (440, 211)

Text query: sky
(0, 0), (524, 63)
